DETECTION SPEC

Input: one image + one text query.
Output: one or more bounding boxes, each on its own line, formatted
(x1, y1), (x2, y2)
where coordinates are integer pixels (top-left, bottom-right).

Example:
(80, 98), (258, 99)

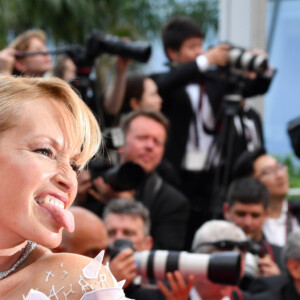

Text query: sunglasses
(195, 239), (250, 252)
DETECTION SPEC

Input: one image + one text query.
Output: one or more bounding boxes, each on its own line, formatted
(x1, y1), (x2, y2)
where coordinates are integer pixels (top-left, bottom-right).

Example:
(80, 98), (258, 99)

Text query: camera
(108, 239), (136, 259)
(108, 239), (241, 285)
(86, 30), (151, 63)
(244, 240), (264, 279)
(228, 45), (268, 74)
(88, 158), (146, 192)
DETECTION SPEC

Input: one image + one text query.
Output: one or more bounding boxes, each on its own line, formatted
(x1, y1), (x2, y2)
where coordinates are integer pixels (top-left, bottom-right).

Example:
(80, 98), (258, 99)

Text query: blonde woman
(0, 75), (127, 299)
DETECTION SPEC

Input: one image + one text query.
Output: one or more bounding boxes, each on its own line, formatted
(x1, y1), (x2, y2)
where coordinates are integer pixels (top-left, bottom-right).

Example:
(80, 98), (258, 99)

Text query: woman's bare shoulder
(5, 246), (118, 300)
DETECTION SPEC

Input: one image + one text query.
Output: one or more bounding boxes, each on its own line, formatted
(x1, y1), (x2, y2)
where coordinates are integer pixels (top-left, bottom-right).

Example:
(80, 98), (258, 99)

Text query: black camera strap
(191, 83), (205, 148)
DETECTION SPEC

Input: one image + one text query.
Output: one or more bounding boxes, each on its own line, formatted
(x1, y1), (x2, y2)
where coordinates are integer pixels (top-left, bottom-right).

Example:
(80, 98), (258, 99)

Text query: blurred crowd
(1, 15), (299, 300)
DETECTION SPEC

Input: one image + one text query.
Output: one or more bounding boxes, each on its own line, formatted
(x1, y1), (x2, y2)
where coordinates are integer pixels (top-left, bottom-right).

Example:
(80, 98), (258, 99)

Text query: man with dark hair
(151, 16), (274, 250)
(103, 198), (194, 300)
(224, 177), (282, 278)
(232, 150), (299, 247)
(161, 16), (205, 63)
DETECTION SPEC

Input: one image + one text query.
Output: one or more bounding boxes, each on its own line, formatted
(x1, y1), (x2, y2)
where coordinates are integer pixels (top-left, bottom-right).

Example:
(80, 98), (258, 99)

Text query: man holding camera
(78, 109), (190, 251)
(190, 220), (248, 300)
(243, 229), (300, 300)
(223, 177), (282, 288)
(151, 16), (274, 250)
(103, 198), (194, 300)
(0, 29), (52, 77)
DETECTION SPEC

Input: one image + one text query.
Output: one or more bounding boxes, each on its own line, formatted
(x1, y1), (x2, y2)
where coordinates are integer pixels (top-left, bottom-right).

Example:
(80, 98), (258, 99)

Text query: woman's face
(139, 78), (162, 111)
(15, 37), (52, 77)
(0, 98), (78, 249)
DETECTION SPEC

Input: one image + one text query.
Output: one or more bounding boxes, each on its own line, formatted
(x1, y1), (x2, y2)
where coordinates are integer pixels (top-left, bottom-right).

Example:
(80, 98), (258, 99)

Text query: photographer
(190, 220), (248, 300)
(77, 109), (190, 251)
(151, 16), (274, 250)
(0, 29), (52, 77)
(223, 177), (282, 290)
(243, 229), (300, 300)
(103, 198), (194, 300)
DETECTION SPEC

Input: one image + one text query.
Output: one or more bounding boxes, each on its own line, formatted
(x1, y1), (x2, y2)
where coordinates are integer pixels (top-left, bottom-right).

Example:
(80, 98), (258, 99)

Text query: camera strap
(193, 83), (205, 147)
(261, 239), (275, 262)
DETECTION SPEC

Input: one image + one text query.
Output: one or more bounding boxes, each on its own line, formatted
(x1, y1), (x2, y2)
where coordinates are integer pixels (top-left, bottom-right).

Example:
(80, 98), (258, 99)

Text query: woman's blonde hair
(0, 75), (101, 169)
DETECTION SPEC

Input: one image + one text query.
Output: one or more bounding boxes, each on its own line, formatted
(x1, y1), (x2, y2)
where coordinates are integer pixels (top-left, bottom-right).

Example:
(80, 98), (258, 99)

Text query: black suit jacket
(135, 172), (190, 250)
(125, 283), (165, 300)
(243, 273), (300, 300)
(151, 61), (273, 172)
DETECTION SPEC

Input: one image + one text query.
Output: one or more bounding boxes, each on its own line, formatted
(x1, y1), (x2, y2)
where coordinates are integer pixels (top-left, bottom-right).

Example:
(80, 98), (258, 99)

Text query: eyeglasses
(258, 163), (287, 178)
(195, 239), (250, 252)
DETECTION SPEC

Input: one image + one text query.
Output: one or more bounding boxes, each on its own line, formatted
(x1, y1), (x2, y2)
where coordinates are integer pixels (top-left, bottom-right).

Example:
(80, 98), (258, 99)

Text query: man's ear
(287, 258), (300, 279)
(144, 236), (153, 251)
(129, 97), (141, 110)
(223, 202), (231, 221)
(166, 48), (178, 62)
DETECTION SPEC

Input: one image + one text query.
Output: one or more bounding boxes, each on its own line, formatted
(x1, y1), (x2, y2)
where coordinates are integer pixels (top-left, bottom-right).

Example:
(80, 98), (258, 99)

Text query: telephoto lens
(134, 250), (241, 285)
(228, 46), (268, 73)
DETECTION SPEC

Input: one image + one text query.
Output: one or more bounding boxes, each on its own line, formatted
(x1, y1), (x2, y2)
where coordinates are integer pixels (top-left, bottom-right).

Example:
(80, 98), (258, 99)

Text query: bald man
(53, 206), (108, 258)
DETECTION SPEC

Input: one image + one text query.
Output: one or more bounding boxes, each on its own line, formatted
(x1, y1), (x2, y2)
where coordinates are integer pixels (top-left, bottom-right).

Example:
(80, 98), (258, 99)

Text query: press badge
(183, 149), (207, 171)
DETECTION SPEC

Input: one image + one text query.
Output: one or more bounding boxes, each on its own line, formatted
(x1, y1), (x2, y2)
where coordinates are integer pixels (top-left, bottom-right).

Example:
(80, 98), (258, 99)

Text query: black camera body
(216, 43), (269, 97)
(88, 158), (146, 192)
(108, 239), (136, 260)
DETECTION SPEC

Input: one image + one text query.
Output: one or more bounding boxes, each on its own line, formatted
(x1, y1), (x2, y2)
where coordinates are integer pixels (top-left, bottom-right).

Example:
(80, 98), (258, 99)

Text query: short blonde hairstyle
(9, 29), (46, 51)
(0, 75), (101, 169)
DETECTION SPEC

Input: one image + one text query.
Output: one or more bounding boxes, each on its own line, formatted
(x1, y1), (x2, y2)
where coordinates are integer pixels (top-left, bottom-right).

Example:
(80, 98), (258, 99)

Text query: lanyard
(193, 84), (205, 147)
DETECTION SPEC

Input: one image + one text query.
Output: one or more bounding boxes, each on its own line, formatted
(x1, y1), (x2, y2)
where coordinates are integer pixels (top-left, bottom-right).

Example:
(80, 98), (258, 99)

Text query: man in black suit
(243, 229), (300, 300)
(151, 16), (274, 250)
(87, 109), (190, 251)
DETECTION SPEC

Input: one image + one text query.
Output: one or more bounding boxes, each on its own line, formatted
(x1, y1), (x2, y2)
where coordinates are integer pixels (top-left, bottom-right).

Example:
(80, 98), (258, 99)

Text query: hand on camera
(109, 248), (138, 288)
(258, 255), (281, 276)
(157, 271), (195, 300)
(89, 176), (135, 204)
(204, 43), (230, 67)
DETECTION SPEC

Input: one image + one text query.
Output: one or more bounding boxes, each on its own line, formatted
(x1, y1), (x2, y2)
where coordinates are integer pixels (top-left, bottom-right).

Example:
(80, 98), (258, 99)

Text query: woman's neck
(269, 198), (284, 219)
(0, 241), (28, 272)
